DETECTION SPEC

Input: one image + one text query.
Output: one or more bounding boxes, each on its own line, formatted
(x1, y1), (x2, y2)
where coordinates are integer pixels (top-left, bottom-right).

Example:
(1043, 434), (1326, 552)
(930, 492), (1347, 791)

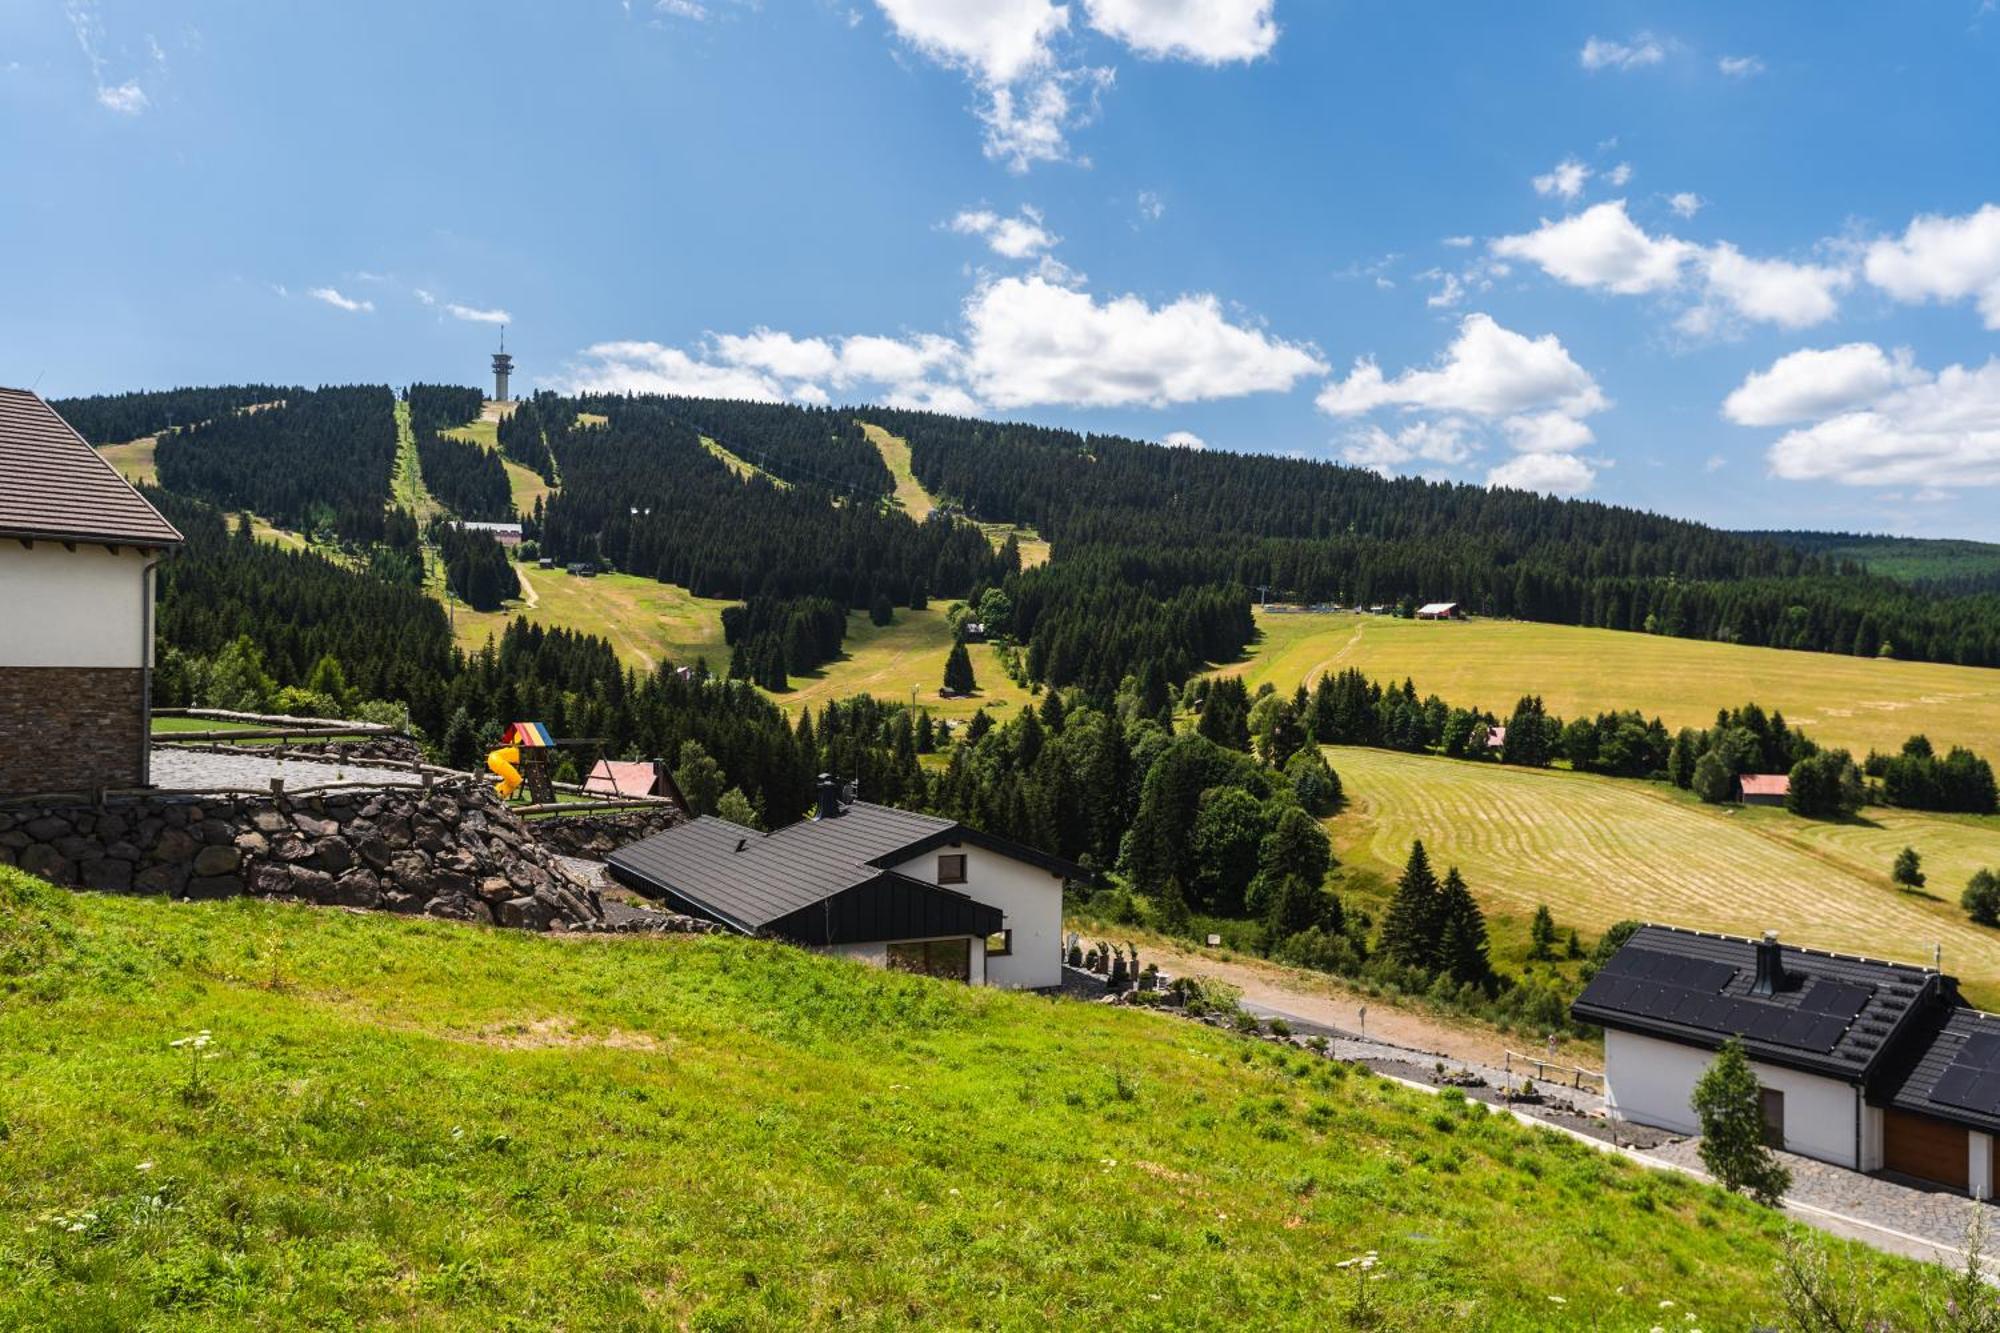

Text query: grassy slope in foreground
(1328, 745), (2000, 1004)
(1225, 610), (2000, 761)
(0, 872), (1923, 1328)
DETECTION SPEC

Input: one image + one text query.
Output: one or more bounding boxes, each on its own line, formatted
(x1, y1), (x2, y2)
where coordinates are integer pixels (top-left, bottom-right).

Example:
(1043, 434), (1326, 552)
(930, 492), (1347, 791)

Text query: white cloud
(964, 275), (1324, 408)
(1161, 429), (1206, 449)
(1442, 235), (1474, 248)
(1487, 451), (1597, 495)
(1320, 314), (1609, 492)
(1318, 313), (1606, 420)
(1081, 0), (1277, 63)
(97, 80), (147, 113)
(1580, 32), (1666, 72)
(1532, 157), (1591, 202)
(1493, 199), (1848, 330)
(1137, 190), (1165, 223)
(1606, 162), (1633, 188)
(1341, 418), (1475, 473)
(1703, 453), (1727, 473)
(657, 0), (709, 16)
(1863, 203), (2000, 329)
(1718, 54), (1765, 77)
(875, 0), (1068, 84)
(1667, 191), (1704, 219)
(555, 274), (1317, 415)
(308, 287), (374, 314)
(1723, 343), (1924, 426)
(1762, 356), (2000, 488)
(1690, 243), (1850, 331)
(415, 289), (511, 324)
(950, 205), (1058, 258)
(1492, 201), (1692, 295)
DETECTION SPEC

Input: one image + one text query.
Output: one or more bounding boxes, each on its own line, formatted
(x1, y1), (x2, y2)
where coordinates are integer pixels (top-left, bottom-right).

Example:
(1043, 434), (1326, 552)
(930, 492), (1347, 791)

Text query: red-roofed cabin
(585, 759), (667, 799)
(1736, 773), (1792, 806)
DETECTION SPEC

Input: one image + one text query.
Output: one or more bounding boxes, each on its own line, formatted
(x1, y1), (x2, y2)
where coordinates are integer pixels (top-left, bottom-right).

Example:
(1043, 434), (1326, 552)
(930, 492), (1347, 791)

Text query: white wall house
(1580, 924), (2000, 1199)
(607, 780), (1086, 990)
(0, 389), (182, 796)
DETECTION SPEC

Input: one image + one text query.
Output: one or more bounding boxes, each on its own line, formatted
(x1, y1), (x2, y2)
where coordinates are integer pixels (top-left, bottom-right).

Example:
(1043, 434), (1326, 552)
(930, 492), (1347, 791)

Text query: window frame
(937, 852), (968, 884)
(985, 928), (1013, 958)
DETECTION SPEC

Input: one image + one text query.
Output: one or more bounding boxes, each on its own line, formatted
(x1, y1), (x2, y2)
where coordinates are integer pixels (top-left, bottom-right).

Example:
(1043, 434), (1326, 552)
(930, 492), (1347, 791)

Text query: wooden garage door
(1882, 1109), (1968, 1190)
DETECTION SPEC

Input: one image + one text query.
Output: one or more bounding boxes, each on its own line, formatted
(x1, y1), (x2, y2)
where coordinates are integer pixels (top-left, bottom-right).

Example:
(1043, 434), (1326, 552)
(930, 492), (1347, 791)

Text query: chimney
(1752, 931), (1787, 997)
(814, 773), (842, 820)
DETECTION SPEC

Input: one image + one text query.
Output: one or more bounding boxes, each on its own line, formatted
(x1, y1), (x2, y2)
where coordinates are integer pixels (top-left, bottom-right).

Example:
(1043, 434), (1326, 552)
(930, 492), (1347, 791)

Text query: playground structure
(488, 722), (560, 804)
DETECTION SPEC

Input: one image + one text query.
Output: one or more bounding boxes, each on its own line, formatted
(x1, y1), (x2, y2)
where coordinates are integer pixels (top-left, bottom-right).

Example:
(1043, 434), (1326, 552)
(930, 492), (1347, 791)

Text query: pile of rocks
(0, 778), (603, 932)
(529, 808), (682, 859)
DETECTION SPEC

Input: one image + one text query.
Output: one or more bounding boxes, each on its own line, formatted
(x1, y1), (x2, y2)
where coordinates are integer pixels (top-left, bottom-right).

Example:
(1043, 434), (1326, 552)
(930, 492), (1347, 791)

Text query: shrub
(1965, 870), (2000, 927)
(1891, 846), (1925, 889)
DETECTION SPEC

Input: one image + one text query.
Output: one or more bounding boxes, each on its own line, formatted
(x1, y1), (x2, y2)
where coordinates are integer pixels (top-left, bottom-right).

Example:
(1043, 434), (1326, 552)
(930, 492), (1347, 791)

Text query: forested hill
(51, 384), (297, 445)
(1742, 530), (2000, 592)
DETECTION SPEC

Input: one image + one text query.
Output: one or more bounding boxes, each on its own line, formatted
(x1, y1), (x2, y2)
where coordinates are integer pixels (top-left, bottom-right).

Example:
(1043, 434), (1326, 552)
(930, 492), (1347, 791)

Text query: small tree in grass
(943, 640), (977, 695)
(1691, 1038), (1791, 1207)
(1892, 845), (1926, 889)
(1528, 904), (1557, 960)
(1965, 869), (2000, 927)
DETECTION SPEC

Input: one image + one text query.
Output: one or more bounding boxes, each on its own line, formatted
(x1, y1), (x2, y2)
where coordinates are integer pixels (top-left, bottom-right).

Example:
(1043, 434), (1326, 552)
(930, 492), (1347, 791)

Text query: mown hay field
(1327, 745), (2000, 1003)
(778, 607), (1038, 723)
(1226, 610), (2000, 760)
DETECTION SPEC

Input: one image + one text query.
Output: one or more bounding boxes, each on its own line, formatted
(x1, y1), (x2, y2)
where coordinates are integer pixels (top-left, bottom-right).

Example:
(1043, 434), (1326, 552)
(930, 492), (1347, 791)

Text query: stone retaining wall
(157, 737), (430, 768)
(529, 808), (683, 859)
(0, 778), (603, 931)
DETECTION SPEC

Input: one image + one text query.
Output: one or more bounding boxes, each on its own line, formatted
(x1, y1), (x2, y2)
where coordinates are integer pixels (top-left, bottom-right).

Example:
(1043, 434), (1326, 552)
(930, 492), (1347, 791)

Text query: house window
(937, 853), (968, 884)
(886, 938), (972, 982)
(985, 929), (1012, 958)
(1759, 1087), (1785, 1150)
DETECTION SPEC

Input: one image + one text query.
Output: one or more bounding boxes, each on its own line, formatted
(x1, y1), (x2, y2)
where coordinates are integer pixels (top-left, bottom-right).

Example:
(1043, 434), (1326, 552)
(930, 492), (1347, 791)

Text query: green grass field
(1325, 745), (2000, 1004)
(702, 435), (791, 490)
(1224, 611), (2000, 761)
(447, 568), (733, 670)
(0, 869), (1928, 1327)
(779, 609), (1038, 722)
(440, 417), (555, 517)
(858, 421), (1052, 568)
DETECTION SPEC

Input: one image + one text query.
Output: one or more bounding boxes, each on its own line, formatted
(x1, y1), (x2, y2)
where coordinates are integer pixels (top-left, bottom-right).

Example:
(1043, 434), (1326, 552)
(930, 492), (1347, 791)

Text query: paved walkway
(150, 747), (423, 792)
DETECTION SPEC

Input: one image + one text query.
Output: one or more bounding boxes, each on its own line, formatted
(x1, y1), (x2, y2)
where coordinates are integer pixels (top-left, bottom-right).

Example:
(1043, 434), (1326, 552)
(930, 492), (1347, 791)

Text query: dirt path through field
(1132, 940), (1536, 1069)
(516, 566), (539, 609)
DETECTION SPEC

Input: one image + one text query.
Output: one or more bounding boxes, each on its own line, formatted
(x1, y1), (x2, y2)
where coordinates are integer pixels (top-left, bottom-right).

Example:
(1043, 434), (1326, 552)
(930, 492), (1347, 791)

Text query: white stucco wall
(0, 543), (155, 668)
(820, 935), (987, 986)
(1604, 1029), (1862, 1168)
(887, 842), (1065, 989)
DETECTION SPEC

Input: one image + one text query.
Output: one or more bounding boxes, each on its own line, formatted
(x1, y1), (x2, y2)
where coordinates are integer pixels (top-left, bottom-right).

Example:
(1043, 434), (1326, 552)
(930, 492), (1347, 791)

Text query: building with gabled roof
(608, 777), (1085, 987)
(0, 388), (183, 795)
(1577, 923), (2000, 1197)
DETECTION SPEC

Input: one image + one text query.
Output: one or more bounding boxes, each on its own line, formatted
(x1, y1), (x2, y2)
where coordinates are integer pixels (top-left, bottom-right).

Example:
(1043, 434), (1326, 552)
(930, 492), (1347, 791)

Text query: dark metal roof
(1572, 924), (1939, 1083)
(0, 388), (183, 546)
(1876, 1005), (2000, 1134)
(607, 801), (1072, 937)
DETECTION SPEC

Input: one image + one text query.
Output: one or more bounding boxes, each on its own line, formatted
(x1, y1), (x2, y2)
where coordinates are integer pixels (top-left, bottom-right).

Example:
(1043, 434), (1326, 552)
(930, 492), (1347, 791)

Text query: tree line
(154, 385), (399, 542)
(53, 384), (296, 445)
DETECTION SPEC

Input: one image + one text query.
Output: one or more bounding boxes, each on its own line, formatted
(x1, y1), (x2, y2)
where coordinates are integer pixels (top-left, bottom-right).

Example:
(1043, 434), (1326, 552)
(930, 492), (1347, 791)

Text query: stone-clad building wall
(0, 666), (145, 796)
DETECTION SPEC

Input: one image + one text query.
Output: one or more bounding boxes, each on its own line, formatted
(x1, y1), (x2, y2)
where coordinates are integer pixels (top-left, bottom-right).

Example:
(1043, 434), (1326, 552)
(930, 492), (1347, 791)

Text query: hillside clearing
(441, 418), (554, 516)
(0, 872), (1926, 1327)
(1325, 746), (2000, 1004)
(858, 421), (1052, 568)
(1225, 611), (2000, 760)
(778, 608), (1038, 722)
(702, 434), (791, 489)
(444, 568), (732, 669)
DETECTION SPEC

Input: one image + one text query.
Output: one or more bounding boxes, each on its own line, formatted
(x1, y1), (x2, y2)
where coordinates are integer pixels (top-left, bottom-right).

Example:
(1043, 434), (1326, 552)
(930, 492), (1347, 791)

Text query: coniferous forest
(50, 384), (296, 445)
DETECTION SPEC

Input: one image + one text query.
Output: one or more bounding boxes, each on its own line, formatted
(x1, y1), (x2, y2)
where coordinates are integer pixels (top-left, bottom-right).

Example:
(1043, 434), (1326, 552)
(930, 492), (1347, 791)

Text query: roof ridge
(1639, 922), (1937, 975)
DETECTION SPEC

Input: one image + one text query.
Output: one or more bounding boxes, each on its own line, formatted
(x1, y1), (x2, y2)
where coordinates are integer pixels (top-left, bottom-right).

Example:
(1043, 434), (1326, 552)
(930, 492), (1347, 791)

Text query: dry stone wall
(528, 808), (683, 859)
(0, 778), (603, 931)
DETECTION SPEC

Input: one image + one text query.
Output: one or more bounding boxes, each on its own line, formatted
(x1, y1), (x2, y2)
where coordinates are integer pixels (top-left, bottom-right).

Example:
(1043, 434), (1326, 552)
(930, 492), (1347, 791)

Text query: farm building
(582, 758), (688, 809)
(453, 520), (523, 547)
(1577, 924), (2000, 1197)
(1736, 773), (1791, 806)
(1414, 601), (1462, 620)
(608, 777), (1084, 988)
(0, 389), (182, 796)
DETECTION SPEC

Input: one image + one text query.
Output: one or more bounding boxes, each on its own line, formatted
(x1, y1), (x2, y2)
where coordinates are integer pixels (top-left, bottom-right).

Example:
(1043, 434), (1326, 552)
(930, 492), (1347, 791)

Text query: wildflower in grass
(136, 1161), (154, 1173)
(169, 1029), (217, 1104)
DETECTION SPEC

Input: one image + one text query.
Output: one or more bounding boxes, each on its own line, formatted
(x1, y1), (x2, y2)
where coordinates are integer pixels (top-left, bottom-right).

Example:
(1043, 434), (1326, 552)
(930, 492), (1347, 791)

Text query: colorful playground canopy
(499, 722), (555, 748)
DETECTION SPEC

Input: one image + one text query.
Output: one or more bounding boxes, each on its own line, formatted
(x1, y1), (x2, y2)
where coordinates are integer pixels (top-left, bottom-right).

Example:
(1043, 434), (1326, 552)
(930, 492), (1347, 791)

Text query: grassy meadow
(439, 416), (554, 516)
(0, 870), (1930, 1328)
(446, 569), (734, 670)
(1325, 746), (2000, 1004)
(858, 421), (1052, 568)
(778, 608), (1038, 722)
(1224, 610), (2000, 760)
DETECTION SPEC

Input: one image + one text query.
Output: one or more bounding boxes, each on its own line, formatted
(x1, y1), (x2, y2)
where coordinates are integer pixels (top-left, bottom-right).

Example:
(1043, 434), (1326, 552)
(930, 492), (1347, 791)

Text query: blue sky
(5, 3), (1999, 537)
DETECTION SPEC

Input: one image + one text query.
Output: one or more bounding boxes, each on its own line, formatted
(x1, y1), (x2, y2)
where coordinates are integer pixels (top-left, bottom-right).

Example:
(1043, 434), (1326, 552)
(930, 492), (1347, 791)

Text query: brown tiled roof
(0, 388), (182, 546)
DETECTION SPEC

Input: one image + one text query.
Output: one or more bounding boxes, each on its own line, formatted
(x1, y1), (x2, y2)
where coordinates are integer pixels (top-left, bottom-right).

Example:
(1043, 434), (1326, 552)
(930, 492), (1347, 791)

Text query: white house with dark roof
(607, 777), (1085, 988)
(0, 389), (183, 795)
(1577, 924), (2000, 1197)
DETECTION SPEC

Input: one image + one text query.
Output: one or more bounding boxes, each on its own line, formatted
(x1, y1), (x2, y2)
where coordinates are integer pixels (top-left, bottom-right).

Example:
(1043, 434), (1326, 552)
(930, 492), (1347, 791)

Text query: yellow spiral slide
(486, 745), (523, 800)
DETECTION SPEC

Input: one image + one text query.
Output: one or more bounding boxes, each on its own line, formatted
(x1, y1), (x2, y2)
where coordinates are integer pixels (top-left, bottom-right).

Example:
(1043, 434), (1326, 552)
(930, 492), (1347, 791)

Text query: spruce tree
(943, 640), (977, 694)
(1435, 868), (1491, 987)
(1378, 840), (1442, 973)
(1692, 1039), (1792, 1207)
(1528, 904), (1557, 960)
